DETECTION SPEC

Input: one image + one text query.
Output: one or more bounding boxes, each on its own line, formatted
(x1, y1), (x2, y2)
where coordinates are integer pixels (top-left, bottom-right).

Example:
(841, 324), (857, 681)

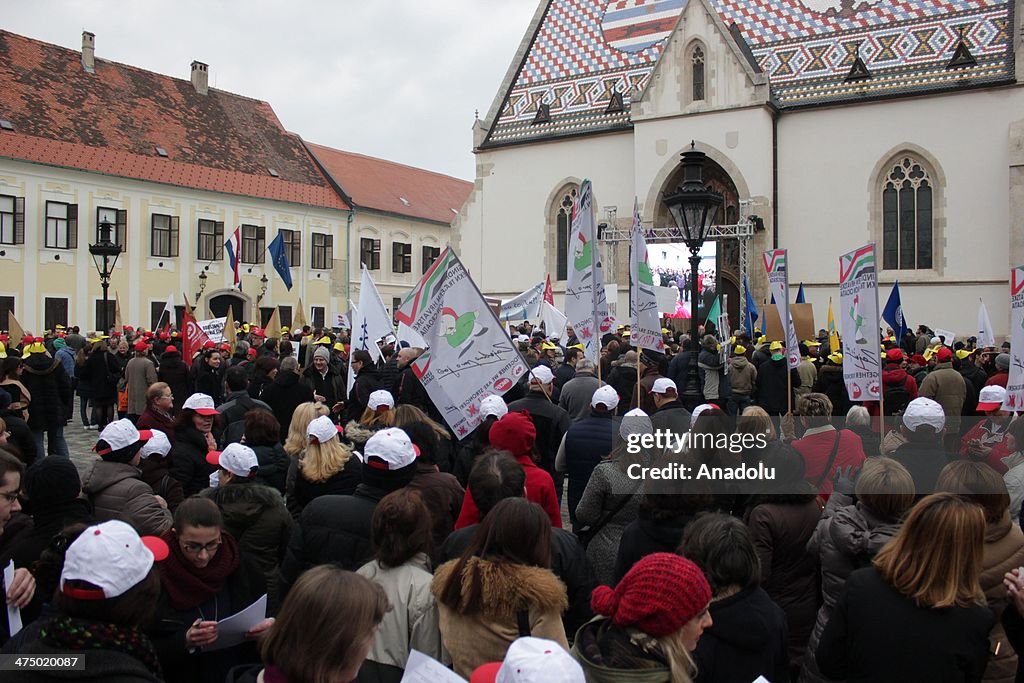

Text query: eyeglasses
(160, 393), (173, 400)
(181, 540), (222, 555)
(0, 490), (20, 504)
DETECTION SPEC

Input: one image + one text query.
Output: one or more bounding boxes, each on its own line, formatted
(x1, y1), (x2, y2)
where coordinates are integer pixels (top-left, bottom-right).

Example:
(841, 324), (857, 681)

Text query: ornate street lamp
(195, 270), (208, 303)
(662, 142), (724, 408)
(256, 272), (269, 305)
(89, 221), (121, 335)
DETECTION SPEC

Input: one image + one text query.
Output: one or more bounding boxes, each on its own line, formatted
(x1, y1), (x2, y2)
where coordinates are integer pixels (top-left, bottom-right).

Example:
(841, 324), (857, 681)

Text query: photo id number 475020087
(0, 655), (85, 670)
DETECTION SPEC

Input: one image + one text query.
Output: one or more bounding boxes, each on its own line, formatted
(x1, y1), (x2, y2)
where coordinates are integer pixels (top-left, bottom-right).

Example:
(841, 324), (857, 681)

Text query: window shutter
(13, 197), (24, 245)
(373, 239), (381, 270)
(215, 221), (225, 260)
(293, 230), (301, 267)
(116, 209), (128, 252)
(258, 225), (266, 264)
(392, 242), (401, 272)
(68, 204), (78, 249)
(170, 216), (180, 257)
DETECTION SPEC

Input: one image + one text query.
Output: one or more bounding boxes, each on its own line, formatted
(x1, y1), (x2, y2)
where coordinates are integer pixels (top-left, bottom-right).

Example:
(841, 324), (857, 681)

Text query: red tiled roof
(306, 143), (472, 225)
(0, 30), (348, 210)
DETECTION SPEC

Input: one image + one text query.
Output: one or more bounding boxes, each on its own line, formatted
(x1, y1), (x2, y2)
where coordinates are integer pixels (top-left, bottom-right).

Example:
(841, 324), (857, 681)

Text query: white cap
(480, 395), (509, 419)
(619, 408), (653, 441)
(493, 637), (585, 683)
(360, 427), (419, 470)
(590, 385), (620, 410)
(902, 397), (946, 432)
(96, 419), (152, 456)
(651, 378), (677, 395)
(529, 365), (554, 385)
(182, 393), (218, 416)
(209, 470), (221, 489)
(206, 442), (259, 478)
(977, 385), (1008, 412)
(690, 403), (715, 428)
(516, 335), (530, 343)
(307, 415), (342, 444)
(60, 520), (169, 600)
(138, 430), (171, 459)
(368, 390), (395, 411)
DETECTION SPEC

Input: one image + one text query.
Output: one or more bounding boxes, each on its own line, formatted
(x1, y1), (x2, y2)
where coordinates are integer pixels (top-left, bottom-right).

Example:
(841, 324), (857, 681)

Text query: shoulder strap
(815, 430), (843, 488)
(516, 609), (531, 638)
(584, 478), (642, 539)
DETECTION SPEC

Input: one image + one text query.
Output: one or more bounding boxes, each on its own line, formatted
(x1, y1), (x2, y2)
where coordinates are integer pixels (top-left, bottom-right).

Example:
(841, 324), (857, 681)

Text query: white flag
(564, 179), (610, 363)
(352, 267), (393, 364)
(978, 298), (996, 349)
(541, 302), (568, 342)
(839, 244), (882, 402)
(158, 293), (175, 328)
(396, 248), (528, 438)
(629, 199), (665, 352)
(762, 249), (800, 370)
(1005, 265), (1024, 411)
(500, 281), (545, 321)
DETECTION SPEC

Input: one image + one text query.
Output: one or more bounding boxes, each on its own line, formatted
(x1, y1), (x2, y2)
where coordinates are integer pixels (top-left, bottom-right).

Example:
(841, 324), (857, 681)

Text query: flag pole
(637, 345), (643, 410)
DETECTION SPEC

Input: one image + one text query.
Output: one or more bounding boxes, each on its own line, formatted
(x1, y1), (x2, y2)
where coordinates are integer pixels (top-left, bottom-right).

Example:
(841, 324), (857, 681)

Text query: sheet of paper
(400, 650), (466, 683)
(752, 677), (772, 683)
(204, 594), (267, 652)
(4, 561), (21, 637)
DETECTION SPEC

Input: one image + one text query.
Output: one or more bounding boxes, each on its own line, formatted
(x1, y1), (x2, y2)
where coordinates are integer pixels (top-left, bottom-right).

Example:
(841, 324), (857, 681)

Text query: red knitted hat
(488, 411), (536, 457)
(591, 553), (711, 637)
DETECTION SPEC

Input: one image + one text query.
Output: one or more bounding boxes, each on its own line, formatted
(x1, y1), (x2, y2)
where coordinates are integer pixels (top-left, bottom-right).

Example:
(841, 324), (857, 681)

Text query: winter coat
(156, 352), (190, 412)
(729, 355), (757, 396)
(507, 393), (571, 476)
(82, 459), (172, 536)
(605, 364), (637, 415)
(455, 452), (562, 529)
(55, 346), (77, 381)
(0, 632), (161, 682)
(891, 439), (953, 495)
(406, 463), (464, 552)
(571, 617), (671, 683)
(632, 366), (664, 415)
(218, 391), (273, 447)
(1003, 452), (1024, 520)
(300, 365), (346, 408)
(558, 372), (602, 421)
(847, 424), (881, 458)
(576, 460), (643, 586)
(919, 362), (967, 434)
(201, 480), (292, 607)
(553, 362), (576, 396)
(698, 348), (726, 401)
(139, 455), (185, 512)
(960, 420), (1013, 475)
(802, 491), (903, 683)
(250, 443), (289, 494)
(80, 349), (119, 404)
(431, 557), (568, 678)
(649, 401), (691, 440)
(693, 585), (790, 683)
(345, 365), (384, 423)
(124, 356), (157, 416)
(344, 420), (381, 453)
(261, 371), (315, 442)
(815, 567), (994, 683)
(747, 497), (821, 666)
(867, 366), (918, 417)
(378, 357), (401, 394)
(170, 425), (216, 497)
(613, 514), (691, 585)
(285, 452), (361, 517)
(9, 498), (93, 572)
(978, 513), (1024, 683)
(356, 554), (442, 678)
(758, 357), (801, 415)
(562, 411), (616, 525)
(795, 359), (818, 400)
(20, 354), (72, 429)
(792, 427), (867, 496)
(193, 363), (224, 405)
(136, 406), (175, 442)
(813, 365), (849, 416)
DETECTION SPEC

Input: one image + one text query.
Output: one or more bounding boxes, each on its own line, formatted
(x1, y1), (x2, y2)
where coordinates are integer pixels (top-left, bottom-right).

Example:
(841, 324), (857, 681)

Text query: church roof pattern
(482, 0), (1014, 147)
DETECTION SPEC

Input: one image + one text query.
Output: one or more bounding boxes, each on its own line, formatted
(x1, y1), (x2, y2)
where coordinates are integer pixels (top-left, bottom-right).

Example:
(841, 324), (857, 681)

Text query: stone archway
(205, 289), (252, 321)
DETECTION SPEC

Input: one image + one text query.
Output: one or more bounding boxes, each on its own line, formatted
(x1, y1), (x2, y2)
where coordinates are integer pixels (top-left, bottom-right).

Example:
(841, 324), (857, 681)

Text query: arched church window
(555, 187), (578, 281)
(692, 46), (705, 101)
(882, 156), (933, 270)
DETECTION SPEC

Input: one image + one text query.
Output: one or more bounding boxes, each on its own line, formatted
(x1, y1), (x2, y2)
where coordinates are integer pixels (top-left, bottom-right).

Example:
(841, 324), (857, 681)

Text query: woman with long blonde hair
(815, 493), (994, 682)
(285, 414), (361, 518)
(283, 401), (328, 458)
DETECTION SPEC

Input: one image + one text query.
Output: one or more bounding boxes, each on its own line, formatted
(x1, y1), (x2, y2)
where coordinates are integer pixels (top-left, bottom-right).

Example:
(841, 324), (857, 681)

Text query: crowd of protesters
(0, 314), (1019, 682)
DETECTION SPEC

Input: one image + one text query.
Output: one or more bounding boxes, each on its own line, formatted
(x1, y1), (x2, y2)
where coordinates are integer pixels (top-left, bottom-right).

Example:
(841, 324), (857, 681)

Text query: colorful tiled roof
(0, 30), (349, 210)
(483, 0), (1014, 147)
(305, 143), (473, 226)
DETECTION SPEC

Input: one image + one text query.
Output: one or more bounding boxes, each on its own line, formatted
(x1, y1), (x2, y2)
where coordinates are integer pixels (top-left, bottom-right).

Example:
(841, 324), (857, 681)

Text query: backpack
(883, 380), (911, 416)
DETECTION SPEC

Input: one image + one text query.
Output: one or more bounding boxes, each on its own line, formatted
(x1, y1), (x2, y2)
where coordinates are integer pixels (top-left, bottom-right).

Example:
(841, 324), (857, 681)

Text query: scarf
(158, 529), (240, 611)
(41, 615), (162, 678)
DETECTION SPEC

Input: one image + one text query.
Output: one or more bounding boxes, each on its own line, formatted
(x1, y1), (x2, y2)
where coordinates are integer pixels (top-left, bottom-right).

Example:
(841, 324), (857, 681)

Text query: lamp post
(256, 272), (269, 305)
(195, 270), (208, 303)
(662, 142), (724, 409)
(89, 221), (121, 335)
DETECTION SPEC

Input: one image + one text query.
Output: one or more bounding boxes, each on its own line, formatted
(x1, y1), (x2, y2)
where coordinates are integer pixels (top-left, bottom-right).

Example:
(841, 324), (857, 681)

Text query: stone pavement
(56, 397), (103, 478)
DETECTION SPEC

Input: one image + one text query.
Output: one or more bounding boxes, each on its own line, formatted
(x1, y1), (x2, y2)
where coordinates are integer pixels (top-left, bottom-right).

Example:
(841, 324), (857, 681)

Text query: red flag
(182, 307), (211, 368)
(543, 274), (554, 305)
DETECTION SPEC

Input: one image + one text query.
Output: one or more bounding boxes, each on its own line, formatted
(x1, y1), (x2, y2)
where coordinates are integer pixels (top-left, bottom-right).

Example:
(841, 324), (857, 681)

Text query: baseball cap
(182, 393), (218, 416)
(307, 415), (343, 444)
(164, 345), (178, 354)
(885, 348), (904, 363)
(977, 385), (1008, 412)
(206, 442), (259, 478)
(138, 430), (172, 460)
(902, 397), (945, 432)
(956, 349), (975, 360)
(96, 419), (153, 456)
(368, 390), (395, 411)
(480, 395), (509, 419)
(620, 408), (653, 442)
(591, 385), (620, 409)
(651, 378), (677, 395)
(133, 340), (148, 352)
(471, 637), (585, 683)
(60, 520), (169, 600)
(251, 327), (266, 338)
(690, 403), (714, 428)
(529, 366), (555, 385)
(515, 335), (530, 343)
(909, 353), (926, 365)
(936, 347), (953, 362)
(361, 427), (419, 470)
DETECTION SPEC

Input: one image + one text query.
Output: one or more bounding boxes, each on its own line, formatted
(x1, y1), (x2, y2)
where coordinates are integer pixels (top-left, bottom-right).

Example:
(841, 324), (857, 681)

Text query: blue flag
(267, 232), (293, 291)
(882, 281), (908, 341)
(795, 282), (806, 304)
(743, 274), (759, 338)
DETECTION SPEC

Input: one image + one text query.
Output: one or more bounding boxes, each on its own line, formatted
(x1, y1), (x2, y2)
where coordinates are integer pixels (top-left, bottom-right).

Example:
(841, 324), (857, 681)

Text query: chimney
(190, 60), (208, 95)
(81, 31), (95, 73)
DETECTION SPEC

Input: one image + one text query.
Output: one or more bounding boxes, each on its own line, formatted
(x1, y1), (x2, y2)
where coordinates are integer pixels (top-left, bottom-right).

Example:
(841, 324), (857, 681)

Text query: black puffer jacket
(250, 443), (289, 494)
(21, 354), (72, 428)
(285, 454), (362, 518)
(261, 372), (315, 442)
(693, 584), (789, 683)
(170, 425), (215, 497)
(814, 365), (850, 416)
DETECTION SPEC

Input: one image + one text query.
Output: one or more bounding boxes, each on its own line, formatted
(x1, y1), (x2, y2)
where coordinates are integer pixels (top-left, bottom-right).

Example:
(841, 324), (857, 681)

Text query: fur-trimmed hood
(344, 420), (379, 447)
(431, 556), (568, 617)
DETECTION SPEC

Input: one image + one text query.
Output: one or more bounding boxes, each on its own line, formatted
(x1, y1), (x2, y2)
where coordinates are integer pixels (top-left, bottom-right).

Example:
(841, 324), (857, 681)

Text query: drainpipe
(771, 103), (780, 249)
(346, 209), (354, 308)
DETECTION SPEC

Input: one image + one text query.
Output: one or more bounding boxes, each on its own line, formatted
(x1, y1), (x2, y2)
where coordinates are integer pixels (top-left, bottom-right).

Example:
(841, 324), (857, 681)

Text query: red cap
(164, 346), (178, 354)
(159, 332), (170, 341)
(251, 327), (266, 338)
(133, 340), (148, 352)
(219, 343), (231, 352)
(910, 354), (927, 365)
(470, 663), (502, 683)
(936, 347), (953, 362)
(203, 340), (216, 349)
(247, 348), (257, 358)
(885, 348), (904, 363)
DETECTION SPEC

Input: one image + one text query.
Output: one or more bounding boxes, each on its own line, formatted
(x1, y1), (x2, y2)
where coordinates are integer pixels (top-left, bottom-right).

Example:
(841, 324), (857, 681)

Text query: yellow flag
(224, 305), (236, 352)
(294, 298), (308, 330)
(8, 312), (25, 342)
(827, 297), (840, 353)
(264, 307), (281, 340)
(114, 291), (124, 331)
(182, 294), (194, 322)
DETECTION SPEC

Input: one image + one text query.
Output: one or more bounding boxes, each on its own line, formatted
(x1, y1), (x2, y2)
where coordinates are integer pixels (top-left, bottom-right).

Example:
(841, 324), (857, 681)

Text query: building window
(259, 307), (275, 327)
(311, 306), (325, 329)
(96, 206), (127, 252)
(882, 156), (934, 270)
(392, 241), (412, 273)
(150, 214), (179, 257)
(0, 296), (13, 331)
(0, 195), (24, 245)
(692, 46), (705, 101)
(422, 245), (441, 274)
(197, 220), (224, 261)
(279, 305), (293, 330)
(392, 297), (402, 322)
(95, 300), (116, 332)
(44, 297), (68, 331)
(241, 224), (266, 264)
(311, 233), (333, 270)
(555, 187), (578, 281)
(360, 237), (381, 270)
(45, 201), (78, 249)
(280, 229), (301, 268)
(150, 301), (167, 330)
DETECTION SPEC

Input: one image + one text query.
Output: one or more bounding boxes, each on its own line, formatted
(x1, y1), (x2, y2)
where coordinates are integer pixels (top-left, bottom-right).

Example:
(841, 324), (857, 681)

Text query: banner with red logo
(182, 309), (213, 367)
(1004, 265), (1024, 410)
(839, 244), (882, 402)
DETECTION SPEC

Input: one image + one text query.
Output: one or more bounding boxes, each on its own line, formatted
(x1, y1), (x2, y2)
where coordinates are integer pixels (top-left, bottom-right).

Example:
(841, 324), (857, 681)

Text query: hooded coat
(82, 459), (172, 536)
(157, 351), (190, 412)
(20, 354), (72, 429)
(698, 348), (726, 401)
(693, 585), (790, 683)
(918, 362), (967, 433)
(729, 355), (757, 397)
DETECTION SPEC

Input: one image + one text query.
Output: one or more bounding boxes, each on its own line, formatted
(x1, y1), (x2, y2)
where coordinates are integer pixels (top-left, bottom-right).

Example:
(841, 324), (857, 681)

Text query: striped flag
(225, 227), (241, 290)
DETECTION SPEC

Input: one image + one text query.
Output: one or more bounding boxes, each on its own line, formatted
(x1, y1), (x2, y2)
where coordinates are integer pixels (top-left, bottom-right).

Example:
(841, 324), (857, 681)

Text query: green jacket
(571, 618), (671, 683)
